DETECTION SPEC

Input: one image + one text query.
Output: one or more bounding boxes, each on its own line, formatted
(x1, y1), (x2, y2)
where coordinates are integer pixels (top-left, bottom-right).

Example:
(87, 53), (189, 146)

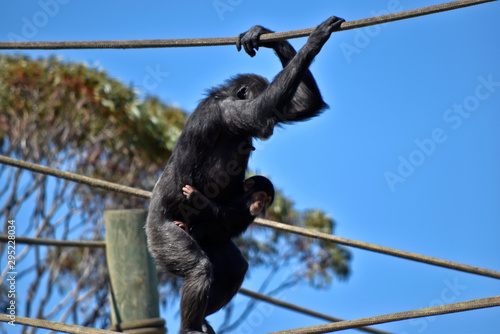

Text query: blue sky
(1, 1), (500, 333)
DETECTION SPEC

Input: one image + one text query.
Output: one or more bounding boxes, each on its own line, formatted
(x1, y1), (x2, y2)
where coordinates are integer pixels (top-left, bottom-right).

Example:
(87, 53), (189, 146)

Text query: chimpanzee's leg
(203, 240), (248, 316)
(146, 220), (213, 333)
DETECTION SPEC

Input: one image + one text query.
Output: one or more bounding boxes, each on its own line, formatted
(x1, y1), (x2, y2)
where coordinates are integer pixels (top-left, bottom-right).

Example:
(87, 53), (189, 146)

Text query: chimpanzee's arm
(231, 16), (344, 129)
(237, 25), (330, 122)
(183, 185), (222, 219)
(183, 185), (252, 239)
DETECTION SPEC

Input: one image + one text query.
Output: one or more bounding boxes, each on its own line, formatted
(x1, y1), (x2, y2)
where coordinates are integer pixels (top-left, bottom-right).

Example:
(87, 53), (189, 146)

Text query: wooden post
(104, 209), (166, 334)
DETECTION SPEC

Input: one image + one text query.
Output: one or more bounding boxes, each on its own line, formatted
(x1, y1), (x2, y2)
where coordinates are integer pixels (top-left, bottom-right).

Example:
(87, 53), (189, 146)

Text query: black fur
(187, 175), (275, 245)
(146, 16), (344, 334)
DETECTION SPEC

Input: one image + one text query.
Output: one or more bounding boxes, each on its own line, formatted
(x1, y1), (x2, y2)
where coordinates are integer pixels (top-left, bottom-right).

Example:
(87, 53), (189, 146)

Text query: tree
(0, 55), (351, 333)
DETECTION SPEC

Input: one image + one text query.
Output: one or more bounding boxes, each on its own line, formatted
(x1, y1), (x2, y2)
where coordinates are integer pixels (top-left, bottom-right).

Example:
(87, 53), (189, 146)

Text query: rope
(268, 295), (500, 334)
(0, 155), (151, 199)
(0, 313), (120, 334)
(0, 235), (105, 248)
(107, 318), (166, 334)
(2, 154), (500, 280)
(254, 218), (500, 280)
(0, 233), (385, 334)
(0, 232), (366, 332)
(0, 0), (496, 50)
(239, 288), (392, 334)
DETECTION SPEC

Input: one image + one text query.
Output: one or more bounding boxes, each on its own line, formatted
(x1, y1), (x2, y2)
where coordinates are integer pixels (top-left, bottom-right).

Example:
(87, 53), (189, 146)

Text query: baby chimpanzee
(174, 175), (274, 245)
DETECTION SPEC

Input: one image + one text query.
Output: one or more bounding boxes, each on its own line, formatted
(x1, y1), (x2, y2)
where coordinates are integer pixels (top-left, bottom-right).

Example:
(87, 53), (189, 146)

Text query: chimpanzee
(146, 16), (345, 334)
(175, 175), (274, 244)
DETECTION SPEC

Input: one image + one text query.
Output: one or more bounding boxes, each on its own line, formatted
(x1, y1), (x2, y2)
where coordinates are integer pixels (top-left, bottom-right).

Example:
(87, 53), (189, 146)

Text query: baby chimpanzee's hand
(182, 185), (197, 200)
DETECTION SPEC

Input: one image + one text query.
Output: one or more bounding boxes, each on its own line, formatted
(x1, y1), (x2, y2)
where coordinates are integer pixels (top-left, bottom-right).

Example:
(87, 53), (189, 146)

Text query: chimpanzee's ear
(243, 178), (255, 192)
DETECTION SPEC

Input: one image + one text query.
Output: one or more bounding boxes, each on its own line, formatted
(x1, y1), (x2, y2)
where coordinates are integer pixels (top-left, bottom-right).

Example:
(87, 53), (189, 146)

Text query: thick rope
(0, 233), (368, 333)
(268, 295), (500, 334)
(0, 0), (496, 50)
(254, 218), (500, 280)
(0, 155), (150, 199)
(0, 235), (105, 248)
(2, 297), (498, 334)
(239, 288), (392, 334)
(1, 154), (500, 280)
(107, 318), (166, 334)
(0, 313), (120, 334)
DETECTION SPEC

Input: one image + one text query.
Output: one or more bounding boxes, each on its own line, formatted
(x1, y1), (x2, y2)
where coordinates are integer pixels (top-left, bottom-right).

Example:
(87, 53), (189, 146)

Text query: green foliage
(0, 54), (185, 160)
(0, 54), (186, 208)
